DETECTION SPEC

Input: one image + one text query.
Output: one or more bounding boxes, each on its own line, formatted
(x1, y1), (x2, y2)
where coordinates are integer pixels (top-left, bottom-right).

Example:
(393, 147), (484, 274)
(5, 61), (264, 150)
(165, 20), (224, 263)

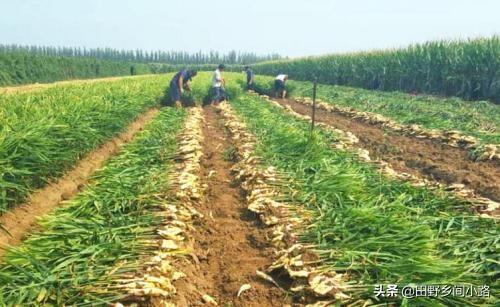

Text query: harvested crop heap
(116, 107), (204, 305)
(219, 102), (351, 305)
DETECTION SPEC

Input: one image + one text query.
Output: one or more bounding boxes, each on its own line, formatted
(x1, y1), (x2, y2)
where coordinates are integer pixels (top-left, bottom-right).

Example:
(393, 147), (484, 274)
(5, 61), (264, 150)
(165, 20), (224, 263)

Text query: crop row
(224, 86), (498, 305)
(0, 107), (186, 305)
(245, 73), (500, 146)
(0, 75), (170, 212)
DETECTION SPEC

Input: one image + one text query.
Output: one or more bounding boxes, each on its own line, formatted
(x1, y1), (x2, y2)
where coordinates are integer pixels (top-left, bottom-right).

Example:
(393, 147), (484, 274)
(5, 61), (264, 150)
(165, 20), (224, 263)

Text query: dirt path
(0, 74), (154, 95)
(173, 106), (290, 306)
(278, 98), (500, 202)
(0, 108), (160, 257)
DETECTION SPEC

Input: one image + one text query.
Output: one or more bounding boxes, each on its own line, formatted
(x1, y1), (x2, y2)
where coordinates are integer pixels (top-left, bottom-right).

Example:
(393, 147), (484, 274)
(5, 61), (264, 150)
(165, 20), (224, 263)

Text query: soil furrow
(0, 108), (160, 257)
(173, 106), (289, 306)
(277, 98), (500, 202)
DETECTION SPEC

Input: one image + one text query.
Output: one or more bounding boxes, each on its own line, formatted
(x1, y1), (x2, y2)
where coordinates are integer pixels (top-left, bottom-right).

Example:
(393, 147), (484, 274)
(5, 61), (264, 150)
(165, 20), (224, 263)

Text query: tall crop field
(0, 53), (153, 86)
(252, 36), (500, 103)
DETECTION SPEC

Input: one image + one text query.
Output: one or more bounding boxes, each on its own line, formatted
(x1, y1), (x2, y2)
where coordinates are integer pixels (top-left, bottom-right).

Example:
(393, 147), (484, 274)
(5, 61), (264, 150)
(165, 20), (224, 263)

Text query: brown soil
(0, 108), (160, 258)
(278, 98), (500, 202)
(173, 106), (290, 306)
(0, 75), (154, 95)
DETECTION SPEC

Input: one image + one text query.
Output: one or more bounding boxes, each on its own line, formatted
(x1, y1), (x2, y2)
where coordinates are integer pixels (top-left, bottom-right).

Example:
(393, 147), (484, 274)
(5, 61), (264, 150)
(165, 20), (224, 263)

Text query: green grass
(0, 107), (186, 305)
(227, 90), (499, 306)
(0, 74), (172, 211)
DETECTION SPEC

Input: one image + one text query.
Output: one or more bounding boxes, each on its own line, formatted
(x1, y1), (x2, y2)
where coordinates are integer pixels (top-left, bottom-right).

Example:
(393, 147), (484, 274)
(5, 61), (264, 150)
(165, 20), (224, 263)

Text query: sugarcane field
(0, 1), (499, 306)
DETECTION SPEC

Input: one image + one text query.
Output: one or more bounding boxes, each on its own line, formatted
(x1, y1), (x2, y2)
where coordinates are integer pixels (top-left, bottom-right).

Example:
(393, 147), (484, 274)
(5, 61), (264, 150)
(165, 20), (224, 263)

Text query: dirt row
(172, 106), (290, 306)
(277, 98), (500, 202)
(0, 108), (160, 258)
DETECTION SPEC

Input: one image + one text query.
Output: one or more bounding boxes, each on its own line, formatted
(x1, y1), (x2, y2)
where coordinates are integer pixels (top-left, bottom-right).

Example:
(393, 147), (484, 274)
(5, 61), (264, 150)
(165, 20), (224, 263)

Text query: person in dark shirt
(168, 69), (197, 107)
(244, 66), (255, 91)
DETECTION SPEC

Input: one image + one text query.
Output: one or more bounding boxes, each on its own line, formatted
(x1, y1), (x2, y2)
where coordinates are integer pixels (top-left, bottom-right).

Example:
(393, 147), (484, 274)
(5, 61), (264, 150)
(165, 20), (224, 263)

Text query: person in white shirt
(274, 74), (288, 98)
(211, 64), (226, 104)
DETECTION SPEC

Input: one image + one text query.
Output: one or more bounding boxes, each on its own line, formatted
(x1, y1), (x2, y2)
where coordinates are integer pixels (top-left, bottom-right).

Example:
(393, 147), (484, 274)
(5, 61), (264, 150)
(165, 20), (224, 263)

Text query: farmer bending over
(169, 69), (197, 108)
(211, 64), (226, 104)
(274, 74), (288, 98)
(244, 66), (255, 91)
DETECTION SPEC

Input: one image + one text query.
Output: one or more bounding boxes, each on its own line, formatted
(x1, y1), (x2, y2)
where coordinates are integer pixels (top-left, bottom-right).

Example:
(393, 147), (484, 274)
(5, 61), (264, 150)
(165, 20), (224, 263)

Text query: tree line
(0, 45), (282, 65)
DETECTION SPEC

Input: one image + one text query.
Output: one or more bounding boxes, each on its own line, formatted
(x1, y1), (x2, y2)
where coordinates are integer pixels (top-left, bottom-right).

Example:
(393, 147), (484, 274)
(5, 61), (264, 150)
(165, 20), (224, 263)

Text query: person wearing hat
(274, 74), (288, 98)
(168, 69), (197, 107)
(244, 66), (255, 91)
(211, 64), (226, 104)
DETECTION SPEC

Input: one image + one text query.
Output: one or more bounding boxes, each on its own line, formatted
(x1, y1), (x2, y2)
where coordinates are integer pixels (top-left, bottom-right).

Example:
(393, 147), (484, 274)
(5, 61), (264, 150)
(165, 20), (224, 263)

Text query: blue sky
(1, 0), (499, 57)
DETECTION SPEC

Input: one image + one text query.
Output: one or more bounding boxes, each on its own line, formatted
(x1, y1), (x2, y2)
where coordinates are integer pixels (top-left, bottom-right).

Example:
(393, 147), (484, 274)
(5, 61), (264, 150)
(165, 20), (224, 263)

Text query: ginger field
(0, 72), (498, 306)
